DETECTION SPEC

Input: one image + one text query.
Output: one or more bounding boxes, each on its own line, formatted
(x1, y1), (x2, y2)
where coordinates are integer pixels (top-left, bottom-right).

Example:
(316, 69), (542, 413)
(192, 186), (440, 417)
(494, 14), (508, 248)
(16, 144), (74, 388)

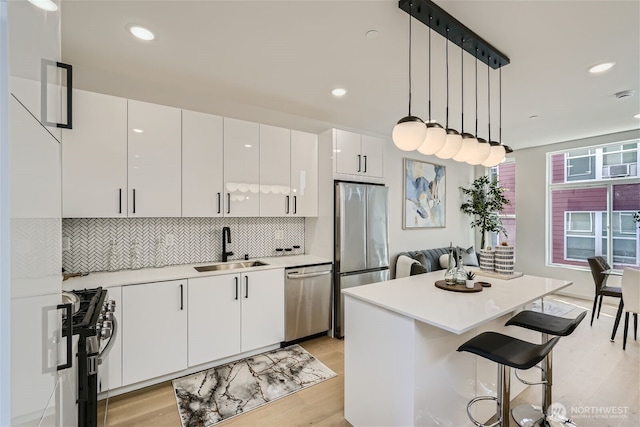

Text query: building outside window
(548, 140), (640, 269)
(488, 159), (516, 249)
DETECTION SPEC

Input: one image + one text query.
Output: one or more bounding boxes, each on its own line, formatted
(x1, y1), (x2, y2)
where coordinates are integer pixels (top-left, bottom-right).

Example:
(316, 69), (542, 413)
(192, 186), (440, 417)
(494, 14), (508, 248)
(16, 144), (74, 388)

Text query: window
(488, 159), (516, 249)
(548, 140), (640, 269)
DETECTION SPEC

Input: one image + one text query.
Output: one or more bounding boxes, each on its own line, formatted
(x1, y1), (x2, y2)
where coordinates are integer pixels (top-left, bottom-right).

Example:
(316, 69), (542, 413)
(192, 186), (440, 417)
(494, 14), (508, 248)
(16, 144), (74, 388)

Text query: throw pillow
(439, 253), (456, 269)
(414, 252), (432, 272)
(458, 246), (479, 267)
(410, 263), (428, 276)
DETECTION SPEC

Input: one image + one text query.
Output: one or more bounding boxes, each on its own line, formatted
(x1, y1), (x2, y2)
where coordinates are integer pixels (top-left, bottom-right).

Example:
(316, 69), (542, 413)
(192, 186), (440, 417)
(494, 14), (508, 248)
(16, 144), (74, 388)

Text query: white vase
(466, 279), (475, 289)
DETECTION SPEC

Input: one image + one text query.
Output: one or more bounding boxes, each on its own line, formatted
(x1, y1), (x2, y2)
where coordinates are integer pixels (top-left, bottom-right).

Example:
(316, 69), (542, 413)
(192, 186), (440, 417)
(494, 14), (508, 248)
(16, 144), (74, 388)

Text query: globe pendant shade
(481, 143), (506, 167)
(392, 116), (427, 151)
(467, 138), (492, 165)
(453, 133), (477, 162)
(417, 123), (447, 155)
(435, 129), (462, 159)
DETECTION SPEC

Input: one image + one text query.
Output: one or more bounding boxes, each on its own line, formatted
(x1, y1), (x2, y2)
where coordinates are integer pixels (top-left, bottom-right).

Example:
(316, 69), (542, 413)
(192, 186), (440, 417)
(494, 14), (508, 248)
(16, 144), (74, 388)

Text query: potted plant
(465, 271), (476, 289)
(459, 175), (510, 250)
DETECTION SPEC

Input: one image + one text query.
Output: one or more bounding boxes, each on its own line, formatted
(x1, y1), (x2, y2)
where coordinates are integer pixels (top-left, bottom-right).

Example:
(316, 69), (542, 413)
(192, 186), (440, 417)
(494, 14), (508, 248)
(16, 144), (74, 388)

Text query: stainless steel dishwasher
(285, 263), (333, 342)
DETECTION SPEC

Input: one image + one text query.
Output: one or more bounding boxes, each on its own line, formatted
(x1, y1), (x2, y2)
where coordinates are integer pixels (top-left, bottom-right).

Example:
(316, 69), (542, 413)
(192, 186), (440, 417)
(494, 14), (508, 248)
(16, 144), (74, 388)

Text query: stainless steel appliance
(334, 182), (389, 338)
(60, 287), (117, 427)
(285, 263), (333, 342)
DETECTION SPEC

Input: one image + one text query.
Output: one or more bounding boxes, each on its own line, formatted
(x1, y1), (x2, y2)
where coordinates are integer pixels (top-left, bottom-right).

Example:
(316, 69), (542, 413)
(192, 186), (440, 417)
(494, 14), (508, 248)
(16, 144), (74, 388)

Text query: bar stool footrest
(467, 395), (500, 427)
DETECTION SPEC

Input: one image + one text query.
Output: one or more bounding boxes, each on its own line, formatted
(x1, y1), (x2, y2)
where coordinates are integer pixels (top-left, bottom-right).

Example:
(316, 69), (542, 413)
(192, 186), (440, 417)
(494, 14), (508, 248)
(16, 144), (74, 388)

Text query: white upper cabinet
(223, 118), (260, 217)
(128, 100), (182, 217)
(290, 130), (318, 216)
(182, 110), (224, 217)
(334, 129), (384, 178)
(360, 135), (384, 178)
(260, 125), (291, 216)
(62, 90), (128, 218)
(8, 0), (65, 142)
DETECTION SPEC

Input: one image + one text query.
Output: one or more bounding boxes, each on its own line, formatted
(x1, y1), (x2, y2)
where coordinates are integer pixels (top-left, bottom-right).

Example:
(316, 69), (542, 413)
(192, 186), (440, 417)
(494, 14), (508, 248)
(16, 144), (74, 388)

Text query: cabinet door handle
(180, 284), (184, 310)
(244, 276), (249, 299)
(132, 189), (136, 214)
(357, 154), (361, 172)
(286, 196), (290, 214)
(118, 188), (122, 214)
(293, 196), (297, 214)
(363, 155), (367, 173)
(41, 60), (72, 129)
(57, 303), (73, 370)
(227, 193), (231, 214)
(217, 192), (221, 214)
(235, 277), (239, 300)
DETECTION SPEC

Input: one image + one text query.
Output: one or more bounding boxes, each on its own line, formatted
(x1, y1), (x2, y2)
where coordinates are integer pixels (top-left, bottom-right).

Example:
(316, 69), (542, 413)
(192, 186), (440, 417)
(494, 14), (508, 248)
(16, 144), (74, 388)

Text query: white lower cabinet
(188, 269), (285, 368)
(98, 286), (122, 393)
(122, 280), (187, 386)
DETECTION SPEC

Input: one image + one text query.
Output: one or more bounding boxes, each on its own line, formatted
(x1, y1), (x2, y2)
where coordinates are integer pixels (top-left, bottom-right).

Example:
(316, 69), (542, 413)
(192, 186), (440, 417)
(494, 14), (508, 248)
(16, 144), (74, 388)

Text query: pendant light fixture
(393, 1), (427, 151)
(435, 28), (462, 159)
(482, 57), (507, 167)
(467, 48), (491, 165)
(453, 39), (478, 162)
(418, 15), (447, 155)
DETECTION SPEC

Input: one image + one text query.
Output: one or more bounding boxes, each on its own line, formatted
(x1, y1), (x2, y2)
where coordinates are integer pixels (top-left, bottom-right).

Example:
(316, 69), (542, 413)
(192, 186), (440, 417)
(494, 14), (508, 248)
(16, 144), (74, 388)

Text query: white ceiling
(61, 0), (640, 151)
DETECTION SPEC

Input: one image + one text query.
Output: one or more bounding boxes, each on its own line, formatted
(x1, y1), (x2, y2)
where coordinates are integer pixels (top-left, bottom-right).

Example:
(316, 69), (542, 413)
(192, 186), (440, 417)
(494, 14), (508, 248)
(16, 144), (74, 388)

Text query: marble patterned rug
(529, 299), (575, 317)
(173, 344), (336, 427)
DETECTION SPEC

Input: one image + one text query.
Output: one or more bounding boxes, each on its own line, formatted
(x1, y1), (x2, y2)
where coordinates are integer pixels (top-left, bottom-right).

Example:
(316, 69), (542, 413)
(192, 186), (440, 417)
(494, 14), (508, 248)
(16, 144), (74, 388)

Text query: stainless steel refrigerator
(334, 182), (389, 338)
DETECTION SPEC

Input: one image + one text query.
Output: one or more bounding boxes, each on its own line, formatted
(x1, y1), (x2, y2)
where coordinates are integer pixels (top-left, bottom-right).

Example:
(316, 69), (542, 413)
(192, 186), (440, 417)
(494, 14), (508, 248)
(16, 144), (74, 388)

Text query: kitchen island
(342, 269), (572, 427)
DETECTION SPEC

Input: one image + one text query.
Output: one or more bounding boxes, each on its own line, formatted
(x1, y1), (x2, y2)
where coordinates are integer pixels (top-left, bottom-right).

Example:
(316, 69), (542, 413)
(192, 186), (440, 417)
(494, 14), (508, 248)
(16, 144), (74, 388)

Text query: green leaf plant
(459, 175), (511, 250)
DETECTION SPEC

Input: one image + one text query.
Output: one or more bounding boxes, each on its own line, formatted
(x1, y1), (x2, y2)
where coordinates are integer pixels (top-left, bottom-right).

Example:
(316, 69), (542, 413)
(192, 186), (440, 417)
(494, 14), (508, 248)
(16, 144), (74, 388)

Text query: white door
(335, 129), (362, 175)
(62, 90), (128, 217)
(128, 100), (182, 217)
(290, 130), (318, 216)
(188, 275), (241, 366)
(360, 135), (384, 178)
(223, 118), (260, 216)
(260, 124), (291, 216)
(182, 110), (224, 217)
(241, 269), (285, 351)
(122, 280), (187, 386)
(7, 0), (64, 142)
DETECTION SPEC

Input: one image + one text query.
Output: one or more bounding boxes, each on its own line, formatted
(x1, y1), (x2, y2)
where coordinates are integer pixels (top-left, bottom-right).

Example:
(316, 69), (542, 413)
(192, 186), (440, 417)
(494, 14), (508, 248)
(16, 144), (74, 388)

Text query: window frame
(547, 139), (640, 269)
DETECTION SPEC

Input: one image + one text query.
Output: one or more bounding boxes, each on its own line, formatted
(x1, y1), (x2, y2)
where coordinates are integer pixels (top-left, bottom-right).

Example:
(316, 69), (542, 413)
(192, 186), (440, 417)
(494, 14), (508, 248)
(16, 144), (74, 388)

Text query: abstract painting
(403, 158), (446, 228)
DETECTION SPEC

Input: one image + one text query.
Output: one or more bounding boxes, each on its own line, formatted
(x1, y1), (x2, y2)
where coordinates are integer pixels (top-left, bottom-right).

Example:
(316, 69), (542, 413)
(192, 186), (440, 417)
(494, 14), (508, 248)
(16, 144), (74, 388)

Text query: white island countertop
(63, 254), (332, 291)
(342, 269), (572, 334)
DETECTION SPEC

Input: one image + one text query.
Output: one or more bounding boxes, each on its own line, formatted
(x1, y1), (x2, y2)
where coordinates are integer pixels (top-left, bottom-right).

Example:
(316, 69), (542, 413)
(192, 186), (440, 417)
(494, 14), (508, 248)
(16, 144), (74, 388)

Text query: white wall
(513, 128), (640, 299)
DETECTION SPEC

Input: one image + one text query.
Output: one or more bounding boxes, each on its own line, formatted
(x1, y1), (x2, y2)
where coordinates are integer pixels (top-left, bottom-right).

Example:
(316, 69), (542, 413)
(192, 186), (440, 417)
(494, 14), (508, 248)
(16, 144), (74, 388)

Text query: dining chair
(587, 256), (622, 326)
(621, 268), (640, 350)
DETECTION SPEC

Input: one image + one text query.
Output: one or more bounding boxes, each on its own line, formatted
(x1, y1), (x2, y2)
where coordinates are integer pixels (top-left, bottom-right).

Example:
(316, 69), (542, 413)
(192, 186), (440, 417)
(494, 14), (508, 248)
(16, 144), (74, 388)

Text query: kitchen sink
(194, 261), (268, 272)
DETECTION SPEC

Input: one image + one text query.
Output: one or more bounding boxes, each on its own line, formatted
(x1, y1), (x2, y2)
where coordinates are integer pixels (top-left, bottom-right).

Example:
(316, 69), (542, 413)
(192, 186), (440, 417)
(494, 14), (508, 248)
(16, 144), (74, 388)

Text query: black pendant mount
(399, 0), (510, 69)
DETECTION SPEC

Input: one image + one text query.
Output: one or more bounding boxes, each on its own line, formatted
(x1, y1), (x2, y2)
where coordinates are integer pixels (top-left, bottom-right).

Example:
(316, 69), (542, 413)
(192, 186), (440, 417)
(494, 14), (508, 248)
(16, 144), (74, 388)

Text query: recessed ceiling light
(129, 25), (155, 41)
(588, 62), (615, 74)
(332, 88), (347, 97)
(365, 30), (379, 40)
(244, 144), (252, 148)
(27, 0), (58, 11)
(634, 113), (640, 119)
(132, 128), (144, 133)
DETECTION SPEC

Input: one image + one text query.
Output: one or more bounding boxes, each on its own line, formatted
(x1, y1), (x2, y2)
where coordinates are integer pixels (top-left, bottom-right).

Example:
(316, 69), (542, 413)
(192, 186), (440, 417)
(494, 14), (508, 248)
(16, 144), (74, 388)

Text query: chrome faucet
(222, 227), (233, 262)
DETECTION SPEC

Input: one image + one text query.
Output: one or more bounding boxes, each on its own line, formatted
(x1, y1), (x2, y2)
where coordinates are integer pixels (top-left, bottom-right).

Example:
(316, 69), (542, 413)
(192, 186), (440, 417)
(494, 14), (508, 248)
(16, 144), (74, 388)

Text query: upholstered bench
(395, 246), (479, 278)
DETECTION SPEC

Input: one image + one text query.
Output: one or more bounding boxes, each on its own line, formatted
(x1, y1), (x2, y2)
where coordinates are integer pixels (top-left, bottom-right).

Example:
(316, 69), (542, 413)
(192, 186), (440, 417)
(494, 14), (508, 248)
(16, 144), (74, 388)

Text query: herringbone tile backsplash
(62, 217), (305, 273)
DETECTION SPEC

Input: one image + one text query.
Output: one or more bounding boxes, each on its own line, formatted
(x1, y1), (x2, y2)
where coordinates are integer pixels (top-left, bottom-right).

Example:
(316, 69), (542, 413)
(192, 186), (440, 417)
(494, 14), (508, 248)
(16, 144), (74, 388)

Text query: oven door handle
(98, 316), (118, 363)
(57, 303), (73, 370)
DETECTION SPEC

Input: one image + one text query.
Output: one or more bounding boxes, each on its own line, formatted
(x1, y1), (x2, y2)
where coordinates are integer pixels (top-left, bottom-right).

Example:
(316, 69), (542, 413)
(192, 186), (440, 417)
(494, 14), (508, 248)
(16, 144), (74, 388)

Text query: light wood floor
(98, 295), (639, 427)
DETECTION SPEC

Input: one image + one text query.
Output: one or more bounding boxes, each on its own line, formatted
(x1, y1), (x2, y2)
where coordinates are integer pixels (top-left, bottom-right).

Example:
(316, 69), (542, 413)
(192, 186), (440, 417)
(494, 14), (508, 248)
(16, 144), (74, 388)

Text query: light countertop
(342, 269), (572, 334)
(63, 254), (332, 291)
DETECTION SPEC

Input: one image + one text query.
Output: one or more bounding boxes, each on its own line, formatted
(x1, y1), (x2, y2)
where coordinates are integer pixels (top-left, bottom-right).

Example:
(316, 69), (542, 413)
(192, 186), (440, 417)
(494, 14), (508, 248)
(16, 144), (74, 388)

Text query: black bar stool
(505, 310), (586, 426)
(458, 332), (560, 427)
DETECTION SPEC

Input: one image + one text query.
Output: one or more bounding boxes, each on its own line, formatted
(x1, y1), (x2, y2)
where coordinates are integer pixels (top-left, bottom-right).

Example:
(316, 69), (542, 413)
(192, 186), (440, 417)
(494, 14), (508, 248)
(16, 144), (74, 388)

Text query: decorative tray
(435, 280), (483, 293)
